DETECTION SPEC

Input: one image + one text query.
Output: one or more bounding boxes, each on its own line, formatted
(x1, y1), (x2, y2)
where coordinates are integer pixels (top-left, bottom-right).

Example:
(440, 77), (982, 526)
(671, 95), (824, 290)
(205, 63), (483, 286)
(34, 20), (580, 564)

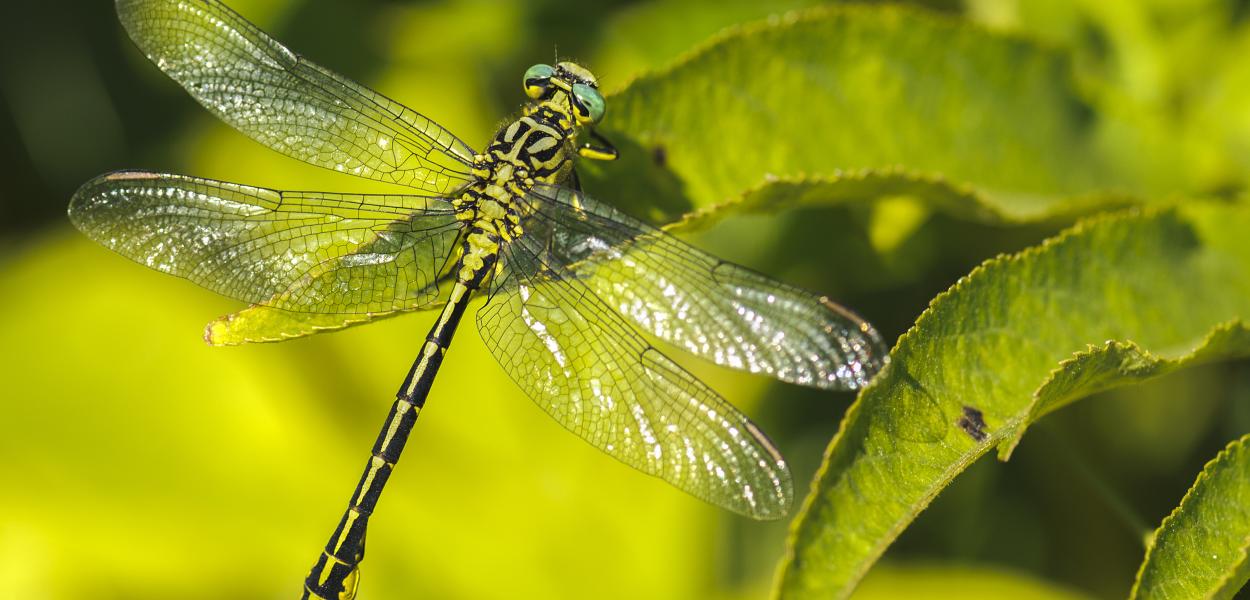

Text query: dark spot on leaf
(651, 145), (667, 168)
(956, 406), (988, 442)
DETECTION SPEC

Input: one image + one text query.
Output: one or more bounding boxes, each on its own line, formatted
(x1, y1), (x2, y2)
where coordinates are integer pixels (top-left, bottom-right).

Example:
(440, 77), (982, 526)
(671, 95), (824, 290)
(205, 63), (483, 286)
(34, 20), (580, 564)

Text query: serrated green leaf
(591, 0), (826, 83)
(1130, 434), (1250, 600)
(663, 171), (1136, 234)
(775, 201), (1250, 599)
(584, 5), (1157, 225)
(999, 323), (1250, 459)
(592, 0), (964, 85)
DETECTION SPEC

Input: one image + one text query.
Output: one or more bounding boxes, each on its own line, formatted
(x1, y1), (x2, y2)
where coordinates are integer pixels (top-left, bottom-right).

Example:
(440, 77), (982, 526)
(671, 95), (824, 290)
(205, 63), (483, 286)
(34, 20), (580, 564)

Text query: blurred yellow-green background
(3, 1), (1250, 598)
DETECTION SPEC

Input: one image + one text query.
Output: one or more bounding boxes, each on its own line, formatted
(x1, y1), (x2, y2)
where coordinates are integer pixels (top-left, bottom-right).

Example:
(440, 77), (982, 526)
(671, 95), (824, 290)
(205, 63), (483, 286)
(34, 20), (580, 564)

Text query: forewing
(116, 0), (477, 194)
(477, 237), (792, 519)
(521, 185), (888, 390)
(69, 171), (463, 314)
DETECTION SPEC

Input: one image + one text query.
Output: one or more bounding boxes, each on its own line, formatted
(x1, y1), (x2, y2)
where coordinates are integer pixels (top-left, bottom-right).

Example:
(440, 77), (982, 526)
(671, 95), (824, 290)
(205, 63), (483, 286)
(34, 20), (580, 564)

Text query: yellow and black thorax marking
(456, 112), (576, 236)
(450, 62), (616, 283)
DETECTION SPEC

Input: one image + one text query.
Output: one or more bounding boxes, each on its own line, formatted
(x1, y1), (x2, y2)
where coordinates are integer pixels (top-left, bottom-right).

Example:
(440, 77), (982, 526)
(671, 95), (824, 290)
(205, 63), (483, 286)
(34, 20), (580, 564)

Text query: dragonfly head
(523, 62), (605, 126)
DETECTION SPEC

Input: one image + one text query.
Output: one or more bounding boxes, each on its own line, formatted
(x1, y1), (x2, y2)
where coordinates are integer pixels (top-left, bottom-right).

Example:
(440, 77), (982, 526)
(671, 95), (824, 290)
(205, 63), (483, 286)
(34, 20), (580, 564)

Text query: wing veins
(475, 237), (792, 519)
(519, 185), (887, 390)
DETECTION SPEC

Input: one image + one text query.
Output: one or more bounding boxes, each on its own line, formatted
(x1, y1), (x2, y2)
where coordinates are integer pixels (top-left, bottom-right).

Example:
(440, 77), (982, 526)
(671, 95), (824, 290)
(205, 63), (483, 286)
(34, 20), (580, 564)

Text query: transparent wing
(69, 171), (464, 314)
(116, 0), (477, 194)
(519, 184), (888, 390)
(478, 235), (792, 519)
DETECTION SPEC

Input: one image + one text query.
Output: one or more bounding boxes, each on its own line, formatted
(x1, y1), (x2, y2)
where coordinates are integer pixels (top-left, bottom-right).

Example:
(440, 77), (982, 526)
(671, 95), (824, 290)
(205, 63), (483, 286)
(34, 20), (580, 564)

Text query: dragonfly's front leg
(577, 129), (618, 161)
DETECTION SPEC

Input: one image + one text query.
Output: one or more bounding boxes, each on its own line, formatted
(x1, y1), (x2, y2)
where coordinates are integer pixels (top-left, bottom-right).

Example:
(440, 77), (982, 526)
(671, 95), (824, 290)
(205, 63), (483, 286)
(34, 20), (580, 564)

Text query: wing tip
(741, 420), (795, 521)
(743, 483), (794, 521)
(817, 295), (892, 387)
(69, 170), (163, 220)
(68, 171), (130, 222)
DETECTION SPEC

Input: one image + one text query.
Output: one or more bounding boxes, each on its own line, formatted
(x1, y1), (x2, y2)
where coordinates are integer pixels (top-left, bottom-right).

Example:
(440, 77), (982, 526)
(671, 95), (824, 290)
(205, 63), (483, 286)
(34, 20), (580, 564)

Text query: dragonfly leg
(578, 129), (618, 161)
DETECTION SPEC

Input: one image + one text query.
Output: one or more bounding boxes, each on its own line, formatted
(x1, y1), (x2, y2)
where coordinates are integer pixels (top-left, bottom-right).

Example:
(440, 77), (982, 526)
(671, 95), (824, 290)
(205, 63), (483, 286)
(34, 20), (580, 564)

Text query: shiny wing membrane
(69, 171), (463, 314)
(478, 235), (792, 519)
(521, 185), (888, 390)
(116, 0), (477, 194)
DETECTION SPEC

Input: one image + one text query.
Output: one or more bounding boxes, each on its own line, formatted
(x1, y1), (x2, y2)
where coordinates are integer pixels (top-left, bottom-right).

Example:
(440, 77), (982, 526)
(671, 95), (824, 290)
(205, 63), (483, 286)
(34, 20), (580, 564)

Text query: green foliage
(966, 0), (1250, 191)
(1130, 434), (1250, 600)
(776, 203), (1250, 599)
(663, 171), (1134, 234)
(583, 5), (1160, 225)
(591, 8), (1250, 596)
(1002, 324), (1250, 460)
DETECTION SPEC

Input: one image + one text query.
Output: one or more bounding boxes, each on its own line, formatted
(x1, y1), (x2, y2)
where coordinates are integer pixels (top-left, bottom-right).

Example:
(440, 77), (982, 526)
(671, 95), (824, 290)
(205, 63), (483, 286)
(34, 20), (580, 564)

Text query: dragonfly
(70, 1), (888, 598)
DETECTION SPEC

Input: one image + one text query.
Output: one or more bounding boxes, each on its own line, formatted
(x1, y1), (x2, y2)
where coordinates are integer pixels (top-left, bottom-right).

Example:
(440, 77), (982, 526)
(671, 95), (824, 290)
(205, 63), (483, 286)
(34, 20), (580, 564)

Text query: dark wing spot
(956, 406), (988, 442)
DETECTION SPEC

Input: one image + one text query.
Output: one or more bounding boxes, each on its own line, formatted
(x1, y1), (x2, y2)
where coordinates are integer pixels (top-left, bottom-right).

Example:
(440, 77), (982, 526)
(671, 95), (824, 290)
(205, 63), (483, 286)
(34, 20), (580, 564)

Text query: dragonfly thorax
(454, 109), (582, 230)
(451, 61), (611, 285)
(484, 114), (577, 183)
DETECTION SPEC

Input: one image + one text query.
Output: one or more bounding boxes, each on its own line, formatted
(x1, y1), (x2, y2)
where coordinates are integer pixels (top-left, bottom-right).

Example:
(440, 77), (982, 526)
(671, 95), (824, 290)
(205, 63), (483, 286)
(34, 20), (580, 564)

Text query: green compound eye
(523, 64), (556, 99)
(570, 82), (605, 124)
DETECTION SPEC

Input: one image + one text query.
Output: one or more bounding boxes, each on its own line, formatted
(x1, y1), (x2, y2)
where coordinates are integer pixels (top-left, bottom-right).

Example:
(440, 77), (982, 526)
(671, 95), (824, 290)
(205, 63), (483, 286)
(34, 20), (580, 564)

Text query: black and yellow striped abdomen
(303, 273), (486, 600)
